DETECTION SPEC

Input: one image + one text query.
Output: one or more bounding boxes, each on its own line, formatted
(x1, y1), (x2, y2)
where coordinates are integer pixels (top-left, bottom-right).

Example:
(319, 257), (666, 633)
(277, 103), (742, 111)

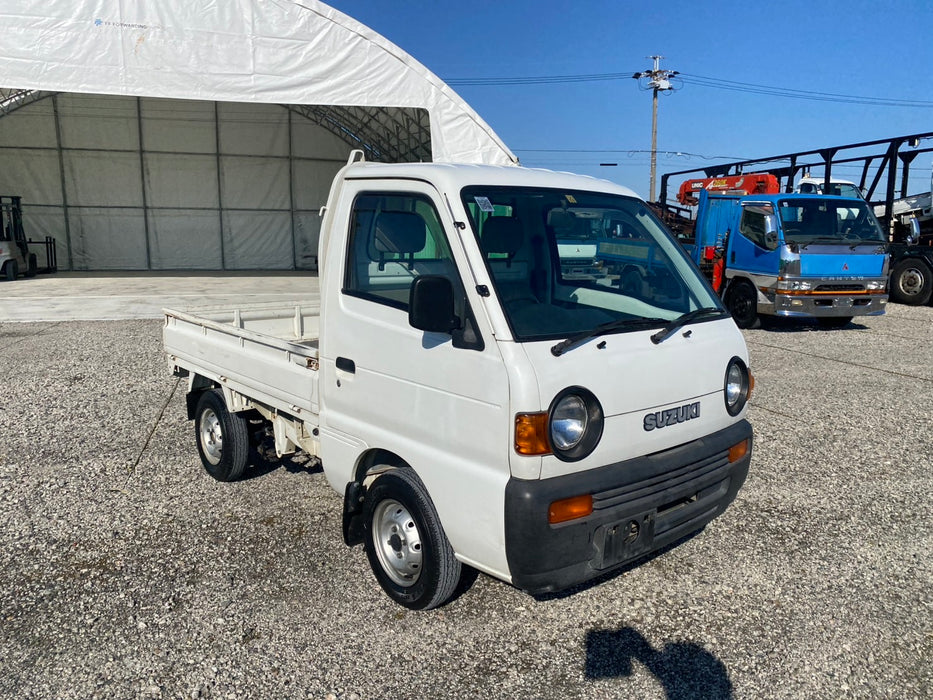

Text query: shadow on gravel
(241, 448), (323, 481)
(585, 627), (732, 699)
(755, 316), (869, 333)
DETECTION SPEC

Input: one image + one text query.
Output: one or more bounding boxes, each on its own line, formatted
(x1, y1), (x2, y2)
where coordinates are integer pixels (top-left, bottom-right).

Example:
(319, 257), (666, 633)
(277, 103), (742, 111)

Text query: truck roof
(340, 161), (642, 200)
(710, 192), (867, 205)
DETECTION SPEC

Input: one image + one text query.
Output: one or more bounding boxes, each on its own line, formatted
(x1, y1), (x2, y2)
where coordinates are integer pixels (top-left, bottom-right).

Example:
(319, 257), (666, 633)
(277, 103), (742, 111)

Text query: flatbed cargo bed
(163, 299), (321, 418)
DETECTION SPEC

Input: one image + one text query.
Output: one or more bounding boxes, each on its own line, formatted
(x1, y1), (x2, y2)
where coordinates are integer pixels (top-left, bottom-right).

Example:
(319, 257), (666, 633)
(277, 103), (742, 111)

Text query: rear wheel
(4, 261), (17, 281)
(726, 280), (759, 329)
(889, 258), (932, 306)
(194, 389), (250, 482)
(363, 469), (462, 610)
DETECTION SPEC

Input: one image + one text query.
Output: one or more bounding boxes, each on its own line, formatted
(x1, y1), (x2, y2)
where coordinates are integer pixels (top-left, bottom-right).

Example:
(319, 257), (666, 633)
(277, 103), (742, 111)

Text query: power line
(678, 73), (933, 108)
(445, 71), (639, 86)
(445, 69), (933, 108)
(514, 148), (751, 160)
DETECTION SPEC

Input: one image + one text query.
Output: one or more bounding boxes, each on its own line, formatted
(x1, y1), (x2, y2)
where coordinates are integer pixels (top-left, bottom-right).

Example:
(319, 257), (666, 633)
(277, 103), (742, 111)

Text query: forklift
(1, 196), (38, 280)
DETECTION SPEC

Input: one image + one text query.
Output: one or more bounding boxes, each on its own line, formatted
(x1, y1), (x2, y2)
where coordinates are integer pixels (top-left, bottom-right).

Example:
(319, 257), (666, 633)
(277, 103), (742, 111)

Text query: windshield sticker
(474, 196), (495, 213)
(565, 194), (577, 204)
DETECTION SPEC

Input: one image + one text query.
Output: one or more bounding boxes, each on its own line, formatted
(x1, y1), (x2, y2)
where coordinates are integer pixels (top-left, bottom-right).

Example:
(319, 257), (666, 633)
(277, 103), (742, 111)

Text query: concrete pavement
(0, 271), (321, 321)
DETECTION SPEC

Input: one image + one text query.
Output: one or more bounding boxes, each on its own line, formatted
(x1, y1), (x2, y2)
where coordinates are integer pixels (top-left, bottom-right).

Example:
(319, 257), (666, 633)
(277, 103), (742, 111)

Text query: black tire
(363, 469), (462, 610)
(889, 258), (933, 306)
(4, 261), (17, 282)
(726, 280), (759, 329)
(25, 254), (37, 278)
(817, 316), (853, 329)
(193, 389), (250, 482)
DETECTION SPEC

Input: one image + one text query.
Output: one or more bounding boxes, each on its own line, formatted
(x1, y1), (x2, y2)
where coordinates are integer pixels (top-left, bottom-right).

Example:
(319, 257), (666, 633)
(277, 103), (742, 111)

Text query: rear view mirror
(409, 275), (460, 333)
(764, 215), (779, 250)
(907, 218), (920, 246)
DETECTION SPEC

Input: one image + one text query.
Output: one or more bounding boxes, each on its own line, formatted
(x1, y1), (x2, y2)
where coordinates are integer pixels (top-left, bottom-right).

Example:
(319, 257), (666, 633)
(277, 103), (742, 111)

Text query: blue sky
(326, 0), (933, 200)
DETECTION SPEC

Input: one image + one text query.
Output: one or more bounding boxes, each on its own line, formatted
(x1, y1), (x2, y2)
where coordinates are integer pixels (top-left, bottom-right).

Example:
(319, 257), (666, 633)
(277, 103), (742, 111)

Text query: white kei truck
(163, 152), (754, 610)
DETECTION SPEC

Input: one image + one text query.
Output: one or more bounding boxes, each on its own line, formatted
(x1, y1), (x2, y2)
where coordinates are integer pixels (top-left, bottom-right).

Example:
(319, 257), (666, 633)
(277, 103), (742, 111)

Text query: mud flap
(342, 480), (366, 546)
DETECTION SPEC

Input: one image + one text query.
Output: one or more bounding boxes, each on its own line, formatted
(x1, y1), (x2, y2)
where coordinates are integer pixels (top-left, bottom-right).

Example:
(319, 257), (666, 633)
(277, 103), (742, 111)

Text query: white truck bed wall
(163, 300), (320, 419)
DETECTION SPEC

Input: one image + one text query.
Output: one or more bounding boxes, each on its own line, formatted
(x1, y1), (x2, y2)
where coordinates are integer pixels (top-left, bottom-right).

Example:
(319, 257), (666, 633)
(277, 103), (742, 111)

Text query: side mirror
(764, 215), (779, 250)
(907, 218), (920, 246)
(409, 275), (459, 333)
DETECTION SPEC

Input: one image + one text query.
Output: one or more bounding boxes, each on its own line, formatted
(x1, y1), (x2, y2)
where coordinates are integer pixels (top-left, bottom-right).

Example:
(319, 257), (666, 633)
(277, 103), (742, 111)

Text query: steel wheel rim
(898, 267), (924, 297)
(199, 408), (223, 465)
(372, 498), (423, 587)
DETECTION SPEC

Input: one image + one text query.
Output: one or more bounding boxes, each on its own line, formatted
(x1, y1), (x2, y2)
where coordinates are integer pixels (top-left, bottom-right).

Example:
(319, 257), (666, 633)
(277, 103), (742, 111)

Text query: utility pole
(632, 56), (678, 202)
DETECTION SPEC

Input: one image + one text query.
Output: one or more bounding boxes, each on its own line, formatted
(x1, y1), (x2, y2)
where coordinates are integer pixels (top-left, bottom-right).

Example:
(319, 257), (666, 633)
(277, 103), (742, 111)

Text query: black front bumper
(504, 420), (752, 594)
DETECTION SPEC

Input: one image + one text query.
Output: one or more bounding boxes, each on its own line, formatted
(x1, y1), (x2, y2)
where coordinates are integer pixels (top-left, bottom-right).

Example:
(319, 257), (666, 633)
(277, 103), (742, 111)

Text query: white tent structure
(0, 1), (517, 270)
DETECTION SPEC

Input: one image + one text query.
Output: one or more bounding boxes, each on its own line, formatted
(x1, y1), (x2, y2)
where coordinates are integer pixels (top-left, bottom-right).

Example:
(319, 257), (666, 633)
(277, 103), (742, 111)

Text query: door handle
(336, 356), (355, 373)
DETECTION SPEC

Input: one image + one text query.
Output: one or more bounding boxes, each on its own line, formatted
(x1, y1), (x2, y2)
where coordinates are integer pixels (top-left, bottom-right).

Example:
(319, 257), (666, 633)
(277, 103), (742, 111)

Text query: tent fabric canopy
(0, 0), (516, 165)
(0, 1), (517, 271)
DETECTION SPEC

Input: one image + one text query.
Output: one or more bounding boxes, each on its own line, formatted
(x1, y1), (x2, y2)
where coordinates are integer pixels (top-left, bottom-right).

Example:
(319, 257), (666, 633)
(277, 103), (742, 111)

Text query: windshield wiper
(797, 237), (849, 250)
(550, 317), (667, 357)
(847, 240), (886, 250)
(650, 307), (725, 345)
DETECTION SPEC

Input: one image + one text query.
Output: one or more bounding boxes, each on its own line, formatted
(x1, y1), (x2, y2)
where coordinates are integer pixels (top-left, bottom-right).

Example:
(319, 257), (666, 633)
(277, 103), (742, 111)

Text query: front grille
(814, 284), (864, 292)
(592, 448), (731, 513)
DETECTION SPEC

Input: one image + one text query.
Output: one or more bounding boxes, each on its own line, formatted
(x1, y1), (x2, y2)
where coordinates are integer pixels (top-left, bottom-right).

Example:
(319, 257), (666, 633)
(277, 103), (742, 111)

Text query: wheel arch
(722, 272), (756, 294)
(184, 373), (220, 420)
(343, 448), (414, 547)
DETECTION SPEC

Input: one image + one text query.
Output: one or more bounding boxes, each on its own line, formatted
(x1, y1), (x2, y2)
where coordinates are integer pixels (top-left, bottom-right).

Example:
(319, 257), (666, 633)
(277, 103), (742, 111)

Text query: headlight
(550, 395), (586, 449)
(866, 280), (886, 291)
(776, 279), (813, 291)
(724, 357), (750, 416)
(548, 387), (603, 462)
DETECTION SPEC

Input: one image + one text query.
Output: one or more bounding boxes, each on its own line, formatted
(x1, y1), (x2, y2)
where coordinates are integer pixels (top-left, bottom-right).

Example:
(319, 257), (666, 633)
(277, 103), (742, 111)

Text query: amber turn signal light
(514, 412), (550, 455)
(728, 439), (749, 463)
(548, 494), (593, 524)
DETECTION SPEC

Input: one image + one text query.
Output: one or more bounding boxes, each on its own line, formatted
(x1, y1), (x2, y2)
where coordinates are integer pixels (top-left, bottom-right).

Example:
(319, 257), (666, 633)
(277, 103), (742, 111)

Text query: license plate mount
(595, 511), (657, 570)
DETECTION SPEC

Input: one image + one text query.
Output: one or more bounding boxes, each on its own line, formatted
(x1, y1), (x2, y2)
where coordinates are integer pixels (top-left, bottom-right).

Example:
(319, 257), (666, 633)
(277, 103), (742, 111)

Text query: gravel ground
(0, 305), (930, 699)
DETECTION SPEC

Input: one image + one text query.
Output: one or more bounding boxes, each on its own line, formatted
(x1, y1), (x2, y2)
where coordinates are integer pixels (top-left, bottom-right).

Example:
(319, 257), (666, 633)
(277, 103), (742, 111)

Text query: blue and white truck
(686, 190), (890, 328)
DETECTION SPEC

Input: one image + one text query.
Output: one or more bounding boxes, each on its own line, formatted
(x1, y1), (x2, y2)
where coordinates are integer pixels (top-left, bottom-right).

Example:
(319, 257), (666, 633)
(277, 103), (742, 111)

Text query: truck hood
(798, 245), (887, 276)
(511, 316), (749, 479)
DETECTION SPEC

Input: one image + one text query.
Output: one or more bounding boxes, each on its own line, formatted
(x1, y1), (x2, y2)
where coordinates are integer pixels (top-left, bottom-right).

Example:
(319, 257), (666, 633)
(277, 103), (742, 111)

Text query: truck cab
(692, 190), (889, 328)
(795, 176), (866, 200)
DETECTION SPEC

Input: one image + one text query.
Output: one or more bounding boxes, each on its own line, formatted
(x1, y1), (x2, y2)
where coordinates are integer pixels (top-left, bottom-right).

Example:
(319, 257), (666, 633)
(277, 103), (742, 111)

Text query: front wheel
(363, 469), (462, 610)
(194, 389), (250, 482)
(726, 280), (759, 329)
(889, 258), (932, 306)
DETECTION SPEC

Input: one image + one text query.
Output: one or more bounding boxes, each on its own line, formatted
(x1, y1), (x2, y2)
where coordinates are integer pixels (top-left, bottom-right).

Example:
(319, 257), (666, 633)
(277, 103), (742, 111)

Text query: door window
(739, 207), (777, 250)
(344, 192), (463, 313)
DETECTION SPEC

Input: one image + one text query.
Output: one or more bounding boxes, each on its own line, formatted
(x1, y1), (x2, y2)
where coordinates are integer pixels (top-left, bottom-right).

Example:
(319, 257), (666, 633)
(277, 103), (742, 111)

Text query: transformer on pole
(632, 56), (678, 202)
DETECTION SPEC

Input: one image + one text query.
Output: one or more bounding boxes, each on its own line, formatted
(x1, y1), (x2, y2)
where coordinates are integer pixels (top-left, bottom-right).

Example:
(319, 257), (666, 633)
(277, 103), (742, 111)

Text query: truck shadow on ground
(585, 626), (733, 700)
(241, 447), (323, 480)
(755, 317), (870, 333)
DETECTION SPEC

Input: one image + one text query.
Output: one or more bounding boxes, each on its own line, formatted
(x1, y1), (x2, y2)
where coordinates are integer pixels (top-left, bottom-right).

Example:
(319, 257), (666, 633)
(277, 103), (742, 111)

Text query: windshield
(827, 183), (864, 199)
(778, 198), (886, 245)
(461, 186), (723, 342)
